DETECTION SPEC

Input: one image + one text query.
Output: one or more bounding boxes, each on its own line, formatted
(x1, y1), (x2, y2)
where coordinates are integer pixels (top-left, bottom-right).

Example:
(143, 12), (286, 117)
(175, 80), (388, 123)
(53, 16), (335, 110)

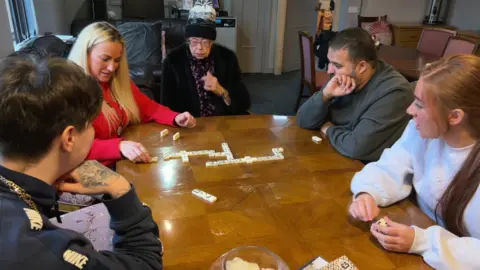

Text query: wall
(360, 0), (428, 24)
(106, 0), (122, 18)
(0, 0), (14, 56)
(337, 0), (361, 30)
(447, 0), (480, 31)
(63, 0), (117, 33)
(34, 0), (67, 34)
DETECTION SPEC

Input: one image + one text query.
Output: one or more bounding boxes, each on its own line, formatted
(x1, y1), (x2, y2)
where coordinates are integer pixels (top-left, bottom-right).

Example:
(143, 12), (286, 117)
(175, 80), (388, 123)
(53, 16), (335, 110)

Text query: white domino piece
(209, 152), (227, 159)
(188, 151), (204, 156)
(192, 189), (217, 203)
(312, 136), (323, 144)
(272, 149), (282, 156)
(163, 152), (181, 160)
(221, 143), (234, 160)
(150, 156), (159, 163)
(198, 150), (215, 156)
(173, 132), (180, 141)
(206, 161), (217, 167)
(160, 129), (169, 137)
(180, 151), (189, 163)
(377, 218), (388, 227)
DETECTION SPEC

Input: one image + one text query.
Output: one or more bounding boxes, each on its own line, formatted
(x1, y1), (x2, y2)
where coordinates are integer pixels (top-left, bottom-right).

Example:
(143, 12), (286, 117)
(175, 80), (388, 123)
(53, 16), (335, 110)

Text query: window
(4, 0), (38, 47)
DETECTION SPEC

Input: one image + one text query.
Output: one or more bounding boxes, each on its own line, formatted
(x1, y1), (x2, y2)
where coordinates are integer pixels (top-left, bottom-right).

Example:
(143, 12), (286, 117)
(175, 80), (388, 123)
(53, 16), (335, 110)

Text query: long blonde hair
(68, 22), (140, 132)
(422, 54), (480, 236)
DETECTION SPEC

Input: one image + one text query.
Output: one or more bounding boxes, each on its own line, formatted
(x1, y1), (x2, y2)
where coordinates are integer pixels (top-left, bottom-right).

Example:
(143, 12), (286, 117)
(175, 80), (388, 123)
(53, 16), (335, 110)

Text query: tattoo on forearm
(77, 160), (119, 187)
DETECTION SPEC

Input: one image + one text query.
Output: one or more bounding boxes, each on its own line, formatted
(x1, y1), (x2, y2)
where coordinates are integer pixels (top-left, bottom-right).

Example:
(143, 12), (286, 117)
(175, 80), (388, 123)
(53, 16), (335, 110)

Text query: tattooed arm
(58, 160), (131, 199)
(55, 160), (164, 270)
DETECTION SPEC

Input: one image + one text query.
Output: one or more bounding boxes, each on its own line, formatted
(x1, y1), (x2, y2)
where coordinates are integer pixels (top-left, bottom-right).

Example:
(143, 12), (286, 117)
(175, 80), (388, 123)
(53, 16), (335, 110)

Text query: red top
(87, 81), (179, 166)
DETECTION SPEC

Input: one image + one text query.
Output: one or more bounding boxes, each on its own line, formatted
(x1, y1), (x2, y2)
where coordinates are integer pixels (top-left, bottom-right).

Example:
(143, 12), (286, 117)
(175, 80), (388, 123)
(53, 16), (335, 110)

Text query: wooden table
(378, 45), (440, 81)
(117, 115), (434, 269)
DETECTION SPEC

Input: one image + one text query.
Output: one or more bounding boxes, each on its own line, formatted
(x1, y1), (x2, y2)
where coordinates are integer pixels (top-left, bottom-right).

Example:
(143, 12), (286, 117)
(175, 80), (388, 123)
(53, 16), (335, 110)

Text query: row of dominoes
(205, 154), (285, 167)
(164, 150), (215, 160)
(160, 129), (180, 141)
(162, 143), (234, 163)
(163, 153), (183, 160)
(209, 152), (228, 159)
(188, 150), (215, 156)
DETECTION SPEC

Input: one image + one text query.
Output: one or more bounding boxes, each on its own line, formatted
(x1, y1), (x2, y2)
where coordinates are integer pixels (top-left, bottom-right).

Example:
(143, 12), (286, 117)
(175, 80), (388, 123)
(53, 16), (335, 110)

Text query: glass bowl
(211, 245), (290, 270)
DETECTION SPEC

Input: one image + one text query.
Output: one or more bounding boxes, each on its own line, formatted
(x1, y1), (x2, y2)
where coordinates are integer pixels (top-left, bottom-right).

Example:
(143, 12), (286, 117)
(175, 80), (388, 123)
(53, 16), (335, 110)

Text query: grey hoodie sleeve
(326, 88), (413, 161)
(296, 90), (331, 129)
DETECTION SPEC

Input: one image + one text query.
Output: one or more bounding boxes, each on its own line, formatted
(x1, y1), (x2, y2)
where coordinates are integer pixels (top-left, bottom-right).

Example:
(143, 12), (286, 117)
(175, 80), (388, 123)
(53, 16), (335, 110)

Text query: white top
(351, 120), (480, 270)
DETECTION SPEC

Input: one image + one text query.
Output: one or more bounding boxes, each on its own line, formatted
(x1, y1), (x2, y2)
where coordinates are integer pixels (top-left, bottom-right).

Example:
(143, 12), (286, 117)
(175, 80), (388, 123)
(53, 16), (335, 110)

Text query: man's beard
(349, 70), (362, 90)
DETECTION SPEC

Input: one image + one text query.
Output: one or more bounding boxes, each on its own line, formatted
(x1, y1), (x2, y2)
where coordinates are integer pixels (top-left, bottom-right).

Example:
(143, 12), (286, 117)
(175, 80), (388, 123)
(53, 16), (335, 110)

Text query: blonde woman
(69, 22), (196, 166)
(349, 55), (480, 269)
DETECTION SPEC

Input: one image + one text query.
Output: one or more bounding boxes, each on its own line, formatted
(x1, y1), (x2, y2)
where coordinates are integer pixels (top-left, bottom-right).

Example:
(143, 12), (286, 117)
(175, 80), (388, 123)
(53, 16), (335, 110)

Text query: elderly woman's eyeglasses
(188, 39), (212, 48)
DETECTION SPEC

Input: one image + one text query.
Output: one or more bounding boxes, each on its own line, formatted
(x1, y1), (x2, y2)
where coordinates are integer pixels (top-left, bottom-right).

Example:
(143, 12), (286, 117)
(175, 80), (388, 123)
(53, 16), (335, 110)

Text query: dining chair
(417, 28), (457, 57)
(442, 36), (480, 57)
(296, 31), (331, 112)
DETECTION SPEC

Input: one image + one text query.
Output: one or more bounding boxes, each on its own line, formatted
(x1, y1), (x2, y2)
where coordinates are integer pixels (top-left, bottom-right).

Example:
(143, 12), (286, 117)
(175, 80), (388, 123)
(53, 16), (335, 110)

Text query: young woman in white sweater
(349, 54), (480, 270)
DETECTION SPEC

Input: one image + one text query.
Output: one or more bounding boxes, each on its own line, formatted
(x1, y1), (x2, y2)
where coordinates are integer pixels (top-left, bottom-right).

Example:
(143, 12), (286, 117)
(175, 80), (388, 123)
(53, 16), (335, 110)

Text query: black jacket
(161, 43), (251, 116)
(0, 166), (163, 270)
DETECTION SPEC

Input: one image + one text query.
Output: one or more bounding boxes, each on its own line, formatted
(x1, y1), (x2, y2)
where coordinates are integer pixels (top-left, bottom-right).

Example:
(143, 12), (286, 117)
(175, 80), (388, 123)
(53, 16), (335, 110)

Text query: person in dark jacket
(0, 54), (163, 269)
(161, 0), (251, 117)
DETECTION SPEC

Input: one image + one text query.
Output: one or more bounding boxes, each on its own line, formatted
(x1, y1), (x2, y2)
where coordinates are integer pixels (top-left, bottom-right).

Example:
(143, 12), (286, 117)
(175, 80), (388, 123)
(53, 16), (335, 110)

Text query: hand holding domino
(376, 218), (388, 227)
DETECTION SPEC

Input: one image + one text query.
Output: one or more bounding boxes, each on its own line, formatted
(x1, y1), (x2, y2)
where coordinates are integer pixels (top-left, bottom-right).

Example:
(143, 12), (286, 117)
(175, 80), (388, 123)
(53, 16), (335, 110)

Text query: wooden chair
(296, 31), (330, 112)
(442, 36), (480, 57)
(418, 28), (457, 57)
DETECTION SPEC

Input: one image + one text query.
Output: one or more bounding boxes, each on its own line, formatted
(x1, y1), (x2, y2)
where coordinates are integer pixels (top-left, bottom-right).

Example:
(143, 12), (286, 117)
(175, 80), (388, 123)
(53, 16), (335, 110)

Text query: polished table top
(378, 45), (441, 81)
(118, 115), (434, 269)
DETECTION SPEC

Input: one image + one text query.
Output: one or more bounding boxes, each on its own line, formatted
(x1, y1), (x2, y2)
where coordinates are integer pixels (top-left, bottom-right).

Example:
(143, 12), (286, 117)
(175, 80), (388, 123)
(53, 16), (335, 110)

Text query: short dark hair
(329, 28), (378, 68)
(8, 47), (49, 58)
(0, 55), (103, 162)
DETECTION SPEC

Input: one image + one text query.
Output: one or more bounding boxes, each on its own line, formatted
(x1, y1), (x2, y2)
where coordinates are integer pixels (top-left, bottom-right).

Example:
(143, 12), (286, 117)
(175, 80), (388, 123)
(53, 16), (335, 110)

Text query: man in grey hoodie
(297, 28), (413, 162)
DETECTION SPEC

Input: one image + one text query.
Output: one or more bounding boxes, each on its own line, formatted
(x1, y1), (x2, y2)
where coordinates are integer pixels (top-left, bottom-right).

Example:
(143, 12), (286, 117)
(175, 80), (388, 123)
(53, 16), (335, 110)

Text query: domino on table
(163, 153), (182, 160)
(173, 132), (180, 141)
(192, 189), (217, 203)
(150, 156), (159, 163)
(160, 129), (169, 137)
(180, 151), (189, 163)
(312, 136), (322, 144)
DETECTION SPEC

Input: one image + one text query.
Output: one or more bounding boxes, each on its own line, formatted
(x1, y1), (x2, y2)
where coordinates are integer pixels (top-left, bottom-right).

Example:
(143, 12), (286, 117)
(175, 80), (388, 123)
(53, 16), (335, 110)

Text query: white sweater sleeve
(350, 120), (417, 207)
(409, 225), (480, 269)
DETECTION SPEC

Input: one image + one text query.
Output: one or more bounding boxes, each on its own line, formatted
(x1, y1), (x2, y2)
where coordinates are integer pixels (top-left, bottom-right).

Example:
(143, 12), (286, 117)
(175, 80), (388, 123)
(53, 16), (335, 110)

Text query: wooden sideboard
(392, 23), (456, 49)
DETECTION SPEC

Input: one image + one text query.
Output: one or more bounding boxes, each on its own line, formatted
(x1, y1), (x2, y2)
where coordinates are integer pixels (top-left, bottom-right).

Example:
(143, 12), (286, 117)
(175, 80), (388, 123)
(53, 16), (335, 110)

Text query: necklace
(105, 93), (127, 136)
(0, 174), (39, 212)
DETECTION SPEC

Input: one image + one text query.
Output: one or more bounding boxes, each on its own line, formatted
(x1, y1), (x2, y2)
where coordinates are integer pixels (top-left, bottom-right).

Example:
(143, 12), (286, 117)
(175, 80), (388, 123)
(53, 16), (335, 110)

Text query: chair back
(298, 31), (316, 88)
(442, 36), (480, 57)
(418, 28), (456, 57)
